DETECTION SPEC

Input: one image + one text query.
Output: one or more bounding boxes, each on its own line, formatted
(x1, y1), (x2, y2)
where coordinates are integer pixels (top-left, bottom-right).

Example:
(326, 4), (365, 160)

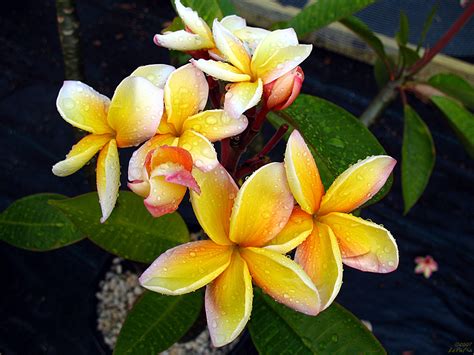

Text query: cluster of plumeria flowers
(52, 0), (399, 347)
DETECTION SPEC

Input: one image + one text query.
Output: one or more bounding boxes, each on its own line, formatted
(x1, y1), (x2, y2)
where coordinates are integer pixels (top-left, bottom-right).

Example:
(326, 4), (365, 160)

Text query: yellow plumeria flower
(140, 163), (320, 347)
(192, 22), (312, 118)
(52, 70), (171, 222)
(283, 130), (399, 310)
(128, 63), (248, 213)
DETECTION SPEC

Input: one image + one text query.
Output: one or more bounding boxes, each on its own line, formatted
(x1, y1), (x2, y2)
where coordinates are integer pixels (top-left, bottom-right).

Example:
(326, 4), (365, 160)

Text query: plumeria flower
(263, 66), (304, 111)
(128, 63), (248, 214)
(140, 163), (320, 347)
(53, 71), (169, 222)
(414, 255), (438, 278)
(192, 22), (312, 118)
(284, 130), (399, 310)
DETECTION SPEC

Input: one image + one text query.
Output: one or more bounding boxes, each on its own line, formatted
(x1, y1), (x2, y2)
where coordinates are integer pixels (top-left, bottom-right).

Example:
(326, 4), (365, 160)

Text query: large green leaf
(249, 289), (385, 354)
(428, 73), (474, 110)
(50, 191), (189, 263)
(431, 96), (474, 157)
(402, 106), (435, 213)
(270, 94), (392, 205)
(177, 0), (223, 26)
(287, 0), (376, 37)
(114, 290), (203, 355)
(0, 193), (83, 251)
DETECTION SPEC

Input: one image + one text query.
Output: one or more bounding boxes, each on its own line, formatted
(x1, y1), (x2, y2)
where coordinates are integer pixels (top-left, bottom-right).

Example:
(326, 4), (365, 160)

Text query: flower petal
(175, 0), (213, 46)
(154, 30), (211, 51)
(206, 250), (252, 347)
(52, 134), (112, 177)
(220, 15), (246, 32)
(319, 212), (399, 273)
(229, 162), (294, 247)
(255, 44), (312, 84)
(191, 164), (238, 246)
(318, 155), (396, 215)
(178, 130), (218, 171)
(182, 109), (248, 142)
(240, 247), (320, 315)
(294, 222), (342, 310)
(224, 80), (263, 119)
(191, 59), (251, 82)
(96, 139), (120, 223)
(234, 26), (270, 54)
(212, 19), (251, 74)
(56, 81), (112, 134)
(143, 175), (187, 217)
(130, 64), (175, 88)
(107, 76), (164, 148)
(284, 130), (324, 215)
(128, 180), (150, 198)
(139, 240), (233, 295)
(264, 207), (313, 254)
(165, 64), (209, 133)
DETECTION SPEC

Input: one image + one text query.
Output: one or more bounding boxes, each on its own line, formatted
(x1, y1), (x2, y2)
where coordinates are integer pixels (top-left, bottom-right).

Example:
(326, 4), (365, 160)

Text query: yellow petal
(224, 80), (263, 119)
(229, 162), (294, 247)
(165, 64), (208, 133)
(318, 155), (396, 215)
(56, 81), (113, 134)
(191, 59), (251, 82)
(191, 165), (238, 246)
(220, 15), (246, 32)
(154, 30), (212, 51)
(107, 76), (164, 148)
(234, 26), (270, 54)
(212, 19), (251, 74)
(182, 109), (248, 142)
(284, 130), (324, 215)
(251, 28), (298, 74)
(240, 247), (320, 315)
(178, 130), (218, 171)
(96, 139), (120, 223)
(144, 175), (187, 217)
(294, 222), (342, 310)
(175, 0), (214, 45)
(255, 44), (312, 84)
(206, 250), (252, 347)
(52, 134), (112, 177)
(157, 112), (178, 135)
(130, 64), (175, 88)
(139, 240), (233, 295)
(319, 212), (399, 273)
(264, 207), (314, 254)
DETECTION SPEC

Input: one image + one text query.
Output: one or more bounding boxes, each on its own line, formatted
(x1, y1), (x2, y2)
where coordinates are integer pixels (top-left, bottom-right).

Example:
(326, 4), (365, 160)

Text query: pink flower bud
(263, 67), (304, 111)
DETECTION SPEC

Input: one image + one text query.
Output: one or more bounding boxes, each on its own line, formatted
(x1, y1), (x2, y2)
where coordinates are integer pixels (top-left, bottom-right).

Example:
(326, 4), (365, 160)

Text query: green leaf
(402, 106), (435, 213)
(219, 0), (236, 16)
(428, 73), (474, 110)
(50, 191), (189, 263)
(249, 288), (386, 354)
(416, 3), (439, 52)
(399, 46), (420, 68)
(178, 0), (223, 26)
(287, 0), (376, 37)
(431, 96), (474, 157)
(270, 94), (392, 206)
(340, 16), (387, 63)
(114, 291), (203, 355)
(373, 56), (395, 89)
(396, 12), (409, 46)
(0, 193), (83, 251)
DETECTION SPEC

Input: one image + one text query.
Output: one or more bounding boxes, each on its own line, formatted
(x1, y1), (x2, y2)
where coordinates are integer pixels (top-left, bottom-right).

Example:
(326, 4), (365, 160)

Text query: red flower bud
(263, 66), (304, 111)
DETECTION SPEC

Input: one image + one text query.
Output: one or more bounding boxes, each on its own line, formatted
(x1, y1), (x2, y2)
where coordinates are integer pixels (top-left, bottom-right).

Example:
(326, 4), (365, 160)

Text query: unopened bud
(263, 67), (304, 111)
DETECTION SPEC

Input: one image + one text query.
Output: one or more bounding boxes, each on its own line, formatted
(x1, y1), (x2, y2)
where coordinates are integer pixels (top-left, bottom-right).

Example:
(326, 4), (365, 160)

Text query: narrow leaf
(428, 73), (474, 110)
(249, 288), (385, 354)
(416, 3), (439, 52)
(287, 0), (376, 37)
(396, 12), (409, 46)
(50, 191), (189, 263)
(399, 46), (420, 67)
(0, 193), (83, 251)
(402, 106), (435, 213)
(114, 291), (203, 355)
(374, 56), (395, 88)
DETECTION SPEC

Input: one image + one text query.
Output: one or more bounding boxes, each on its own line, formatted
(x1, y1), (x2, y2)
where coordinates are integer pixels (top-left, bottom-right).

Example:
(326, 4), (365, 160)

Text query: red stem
(409, 1), (474, 74)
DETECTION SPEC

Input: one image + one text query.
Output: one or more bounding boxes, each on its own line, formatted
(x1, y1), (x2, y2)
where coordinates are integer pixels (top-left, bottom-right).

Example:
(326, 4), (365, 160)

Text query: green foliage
(114, 291), (203, 354)
(428, 73), (474, 110)
(178, 0), (223, 25)
(0, 193), (83, 250)
(431, 96), (474, 157)
(416, 3), (439, 52)
(399, 46), (420, 67)
(373, 56), (394, 88)
(287, 0), (376, 37)
(249, 288), (386, 354)
(50, 191), (189, 263)
(218, 0), (236, 16)
(396, 12), (409, 46)
(402, 106), (435, 213)
(270, 94), (392, 206)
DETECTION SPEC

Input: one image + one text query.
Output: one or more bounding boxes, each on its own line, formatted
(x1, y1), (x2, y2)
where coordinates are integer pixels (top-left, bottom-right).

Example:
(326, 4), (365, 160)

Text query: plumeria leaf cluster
(0, 0), (406, 353)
